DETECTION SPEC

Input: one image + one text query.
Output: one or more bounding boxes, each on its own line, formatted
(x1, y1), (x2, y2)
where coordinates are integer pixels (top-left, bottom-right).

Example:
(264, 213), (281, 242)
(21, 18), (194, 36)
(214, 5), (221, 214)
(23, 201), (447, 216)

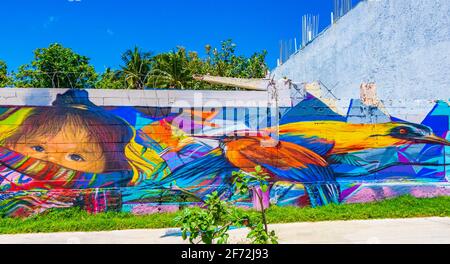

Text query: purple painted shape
(398, 151), (410, 163)
(343, 187), (391, 203)
(411, 186), (450, 198)
(343, 185), (450, 204)
(339, 184), (362, 201)
(252, 187), (270, 210)
(162, 152), (184, 171)
(131, 204), (180, 215)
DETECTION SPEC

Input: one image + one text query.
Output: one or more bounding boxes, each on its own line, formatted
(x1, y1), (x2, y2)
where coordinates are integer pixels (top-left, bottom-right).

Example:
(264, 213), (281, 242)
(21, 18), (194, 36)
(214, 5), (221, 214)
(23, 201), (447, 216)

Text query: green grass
(265, 195), (450, 223)
(1, 195), (449, 234)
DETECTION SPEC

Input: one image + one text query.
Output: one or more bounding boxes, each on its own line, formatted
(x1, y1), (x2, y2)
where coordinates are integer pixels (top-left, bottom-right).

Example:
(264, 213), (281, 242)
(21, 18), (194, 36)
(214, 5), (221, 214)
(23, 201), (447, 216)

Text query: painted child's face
(6, 124), (106, 173)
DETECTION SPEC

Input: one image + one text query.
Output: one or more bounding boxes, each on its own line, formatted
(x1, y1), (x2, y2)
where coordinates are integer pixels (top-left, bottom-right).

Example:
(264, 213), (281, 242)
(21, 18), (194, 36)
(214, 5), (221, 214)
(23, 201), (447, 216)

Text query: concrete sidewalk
(0, 217), (449, 244)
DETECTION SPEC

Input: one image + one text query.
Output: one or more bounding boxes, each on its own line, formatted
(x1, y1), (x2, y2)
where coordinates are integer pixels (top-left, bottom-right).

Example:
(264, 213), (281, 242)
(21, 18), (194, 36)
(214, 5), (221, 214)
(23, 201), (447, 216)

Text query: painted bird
(194, 131), (341, 207)
(194, 121), (450, 207)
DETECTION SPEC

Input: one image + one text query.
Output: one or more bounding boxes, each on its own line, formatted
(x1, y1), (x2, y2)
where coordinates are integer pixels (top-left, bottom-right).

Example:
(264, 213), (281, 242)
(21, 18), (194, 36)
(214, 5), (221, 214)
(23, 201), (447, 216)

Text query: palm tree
(147, 47), (192, 89)
(119, 46), (152, 89)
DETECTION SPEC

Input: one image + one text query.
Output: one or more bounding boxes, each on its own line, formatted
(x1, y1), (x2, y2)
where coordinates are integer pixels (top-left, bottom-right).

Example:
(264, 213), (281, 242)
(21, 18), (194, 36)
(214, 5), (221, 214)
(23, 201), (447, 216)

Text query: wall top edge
(0, 88), (292, 107)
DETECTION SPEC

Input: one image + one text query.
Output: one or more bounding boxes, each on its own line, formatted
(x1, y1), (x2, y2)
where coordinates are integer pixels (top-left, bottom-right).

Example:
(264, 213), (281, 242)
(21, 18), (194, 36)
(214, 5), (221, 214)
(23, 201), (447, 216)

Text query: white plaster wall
(0, 88), (292, 108)
(273, 0), (450, 102)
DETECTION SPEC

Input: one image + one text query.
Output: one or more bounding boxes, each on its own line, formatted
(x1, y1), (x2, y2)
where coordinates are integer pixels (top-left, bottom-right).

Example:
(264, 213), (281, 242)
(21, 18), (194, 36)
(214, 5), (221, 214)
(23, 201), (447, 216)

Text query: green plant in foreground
(233, 165), (278, 244)
(175, 165), (278, 244)
(174, 191), (248, 244)
(247, 222), (278, 244)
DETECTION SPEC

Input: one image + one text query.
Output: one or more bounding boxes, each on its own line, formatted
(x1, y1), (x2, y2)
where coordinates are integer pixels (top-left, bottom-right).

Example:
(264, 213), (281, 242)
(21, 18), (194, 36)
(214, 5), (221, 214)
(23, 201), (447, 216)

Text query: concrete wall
(273, 0), (450, 103)
(0, 88), (448, 217)
(0, 88), (291, 107)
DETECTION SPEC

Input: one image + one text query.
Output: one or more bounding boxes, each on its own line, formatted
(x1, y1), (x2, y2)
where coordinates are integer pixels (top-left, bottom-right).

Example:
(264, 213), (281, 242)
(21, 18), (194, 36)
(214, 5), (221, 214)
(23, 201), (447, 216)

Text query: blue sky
(1, 0), (360, 72)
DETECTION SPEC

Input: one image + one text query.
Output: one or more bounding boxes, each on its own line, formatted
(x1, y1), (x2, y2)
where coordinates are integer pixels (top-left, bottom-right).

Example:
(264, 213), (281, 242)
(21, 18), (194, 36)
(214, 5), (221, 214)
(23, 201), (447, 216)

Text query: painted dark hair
(4, 90), (133, 172)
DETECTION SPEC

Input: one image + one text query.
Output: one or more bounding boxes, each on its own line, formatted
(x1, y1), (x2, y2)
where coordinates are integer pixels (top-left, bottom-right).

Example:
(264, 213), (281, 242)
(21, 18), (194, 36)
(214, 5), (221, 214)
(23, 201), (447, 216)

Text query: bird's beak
(413, 135), (450, 146)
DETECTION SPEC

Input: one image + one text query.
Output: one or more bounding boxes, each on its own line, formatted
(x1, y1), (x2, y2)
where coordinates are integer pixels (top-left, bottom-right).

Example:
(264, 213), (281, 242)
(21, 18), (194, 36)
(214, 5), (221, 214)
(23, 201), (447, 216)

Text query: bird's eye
(31, 145), (45, 152)
(67, 154), (85, 162)
(399, 128), (408, 135)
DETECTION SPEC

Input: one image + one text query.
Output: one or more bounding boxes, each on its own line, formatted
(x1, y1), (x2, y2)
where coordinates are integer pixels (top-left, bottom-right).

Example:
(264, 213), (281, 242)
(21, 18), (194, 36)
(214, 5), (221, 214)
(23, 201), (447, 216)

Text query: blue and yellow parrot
(188, 121), (450, 207)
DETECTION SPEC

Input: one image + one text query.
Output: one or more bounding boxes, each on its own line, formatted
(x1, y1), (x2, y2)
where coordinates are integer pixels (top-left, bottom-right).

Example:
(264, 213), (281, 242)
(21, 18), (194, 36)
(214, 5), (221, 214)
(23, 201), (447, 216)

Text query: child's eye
(67, 154), (86, 162)
(31, 145), (45, 152)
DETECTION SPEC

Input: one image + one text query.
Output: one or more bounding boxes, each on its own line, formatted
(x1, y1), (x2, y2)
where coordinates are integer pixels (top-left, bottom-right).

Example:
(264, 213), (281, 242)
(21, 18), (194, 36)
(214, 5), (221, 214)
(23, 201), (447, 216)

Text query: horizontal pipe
(193, 75), (269, 91)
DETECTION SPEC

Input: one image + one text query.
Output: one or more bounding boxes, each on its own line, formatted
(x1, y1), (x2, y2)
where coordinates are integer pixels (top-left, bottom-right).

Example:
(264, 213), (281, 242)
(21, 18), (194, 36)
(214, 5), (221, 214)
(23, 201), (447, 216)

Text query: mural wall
(0, 89), (449, 217)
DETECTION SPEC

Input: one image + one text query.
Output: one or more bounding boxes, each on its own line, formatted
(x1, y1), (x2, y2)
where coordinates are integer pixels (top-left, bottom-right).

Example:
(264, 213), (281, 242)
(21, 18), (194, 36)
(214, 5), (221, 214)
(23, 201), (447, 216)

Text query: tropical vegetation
(13, 44), (97, 88)
(0, 60), (11, 87)
(0, 40), (268, 90)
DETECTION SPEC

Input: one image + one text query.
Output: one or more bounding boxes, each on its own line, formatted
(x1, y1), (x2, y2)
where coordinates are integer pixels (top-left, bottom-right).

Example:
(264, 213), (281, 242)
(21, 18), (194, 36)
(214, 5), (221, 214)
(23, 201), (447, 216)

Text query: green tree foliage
(201, 40), (268, 86)
(8, 40), (268, 90)
(14, 44), (97, 88)
(147, 47), (192, 89)
(118, 46), (153, 90)
(175, 191), (247, 244)
(95, 68), (124, 89)
(147, 40), (268, 90)
(0, 60), (11, 87)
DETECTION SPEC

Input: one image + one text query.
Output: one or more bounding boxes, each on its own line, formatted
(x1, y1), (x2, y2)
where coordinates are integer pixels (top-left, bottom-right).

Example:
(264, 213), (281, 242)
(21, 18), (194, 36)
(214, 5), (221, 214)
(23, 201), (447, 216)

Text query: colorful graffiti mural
(0, 89), (449, 217)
